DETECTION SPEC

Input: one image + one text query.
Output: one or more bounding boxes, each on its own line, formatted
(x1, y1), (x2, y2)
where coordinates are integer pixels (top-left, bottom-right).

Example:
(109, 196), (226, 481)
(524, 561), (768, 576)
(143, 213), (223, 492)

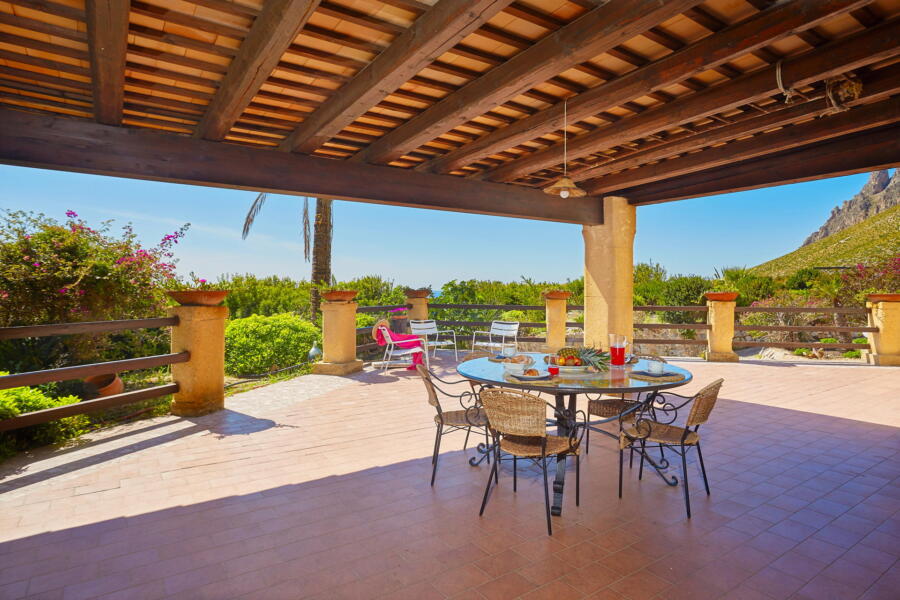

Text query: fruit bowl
(555, 365), (591, 374)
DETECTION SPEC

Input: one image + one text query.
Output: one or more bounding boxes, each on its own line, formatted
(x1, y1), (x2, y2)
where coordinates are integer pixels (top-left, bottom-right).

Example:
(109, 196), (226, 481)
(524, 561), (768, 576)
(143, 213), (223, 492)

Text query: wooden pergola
(0, 0), (898, 223)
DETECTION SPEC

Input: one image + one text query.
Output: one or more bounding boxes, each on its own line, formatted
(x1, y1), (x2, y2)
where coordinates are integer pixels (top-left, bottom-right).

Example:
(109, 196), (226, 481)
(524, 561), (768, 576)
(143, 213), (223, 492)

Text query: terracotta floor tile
(608, 568), (672, 600)
(476, 572), (535, 600)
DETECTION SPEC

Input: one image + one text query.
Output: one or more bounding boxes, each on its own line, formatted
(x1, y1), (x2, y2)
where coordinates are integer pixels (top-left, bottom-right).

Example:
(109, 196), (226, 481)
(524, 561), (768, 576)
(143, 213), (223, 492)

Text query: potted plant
(167, 273), (229, 306)
(704, 280), (739, 302)
(542, 289), (572, 300)
(388, 306), (409, 334)
(84, 373), (124, 397)
(321, 285), (358, 302)
(404, 286), (431, 299)
(867, 293), (900, 302)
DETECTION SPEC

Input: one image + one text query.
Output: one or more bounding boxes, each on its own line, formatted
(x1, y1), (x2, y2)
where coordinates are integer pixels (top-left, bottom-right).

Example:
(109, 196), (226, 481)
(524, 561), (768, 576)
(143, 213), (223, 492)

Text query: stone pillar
(407, 296), (429, 321)
(865, 299), (900, 366)
(168, 305), (227, 416)
(583, 196), (636, 350)
(544, 291), (571, 352)
(706, 300), (739, 362)
(312, 300), (363, 375)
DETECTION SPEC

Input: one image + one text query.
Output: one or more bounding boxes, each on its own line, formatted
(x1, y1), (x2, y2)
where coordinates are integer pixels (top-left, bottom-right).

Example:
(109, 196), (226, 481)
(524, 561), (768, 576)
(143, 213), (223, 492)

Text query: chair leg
(541, 457), (552, 535)
(629, 446), (634, 469)
(479, 451), (499, 516)
(575, 453), (580, 507)
(681, 446), (691, 519)
(513, 456), (517, 492)
(463, 427), (471, 450)
(430, 425), (442, 486)
(484, 427), (490, 465)
(585, 426), (590, 454)
(696, 442), (710, 495)
(618, 448), (624, 499)
(638, 440), (646, 481)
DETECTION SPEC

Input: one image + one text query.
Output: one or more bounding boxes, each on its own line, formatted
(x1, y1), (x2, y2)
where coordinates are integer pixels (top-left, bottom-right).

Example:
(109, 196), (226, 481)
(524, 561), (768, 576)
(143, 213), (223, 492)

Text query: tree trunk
(309, 198), (333, 321)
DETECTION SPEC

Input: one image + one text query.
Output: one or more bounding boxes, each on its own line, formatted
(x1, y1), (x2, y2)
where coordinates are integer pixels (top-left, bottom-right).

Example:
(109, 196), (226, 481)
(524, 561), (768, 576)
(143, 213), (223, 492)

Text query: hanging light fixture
(544, 97), (586, 199)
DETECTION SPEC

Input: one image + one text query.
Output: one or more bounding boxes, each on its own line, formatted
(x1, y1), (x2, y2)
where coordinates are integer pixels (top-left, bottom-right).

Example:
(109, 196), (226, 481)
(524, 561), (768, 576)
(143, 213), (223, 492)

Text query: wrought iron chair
(618, 378), (724, 518)
(410, 319), (459, 360)
(478, 388), (585, 535)
(415, 364), (488, 486)
(471, 320), (519, 354)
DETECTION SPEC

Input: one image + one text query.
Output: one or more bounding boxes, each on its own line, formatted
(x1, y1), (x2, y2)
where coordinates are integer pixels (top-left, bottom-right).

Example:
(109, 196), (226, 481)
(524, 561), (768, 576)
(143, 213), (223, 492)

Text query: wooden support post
(313, 300), (363, 375)
(583, 197), (635, 350)
(168, 305), (227, 416)
(544, 292), (572, 353)
(706, 300), (739, 362)
(865, 297), (900, 366)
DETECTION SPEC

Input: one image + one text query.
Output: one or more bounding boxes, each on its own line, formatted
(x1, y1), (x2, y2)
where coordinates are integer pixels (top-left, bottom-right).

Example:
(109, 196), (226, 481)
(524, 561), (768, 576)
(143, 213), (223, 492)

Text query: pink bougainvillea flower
(23, 235), (30, 239)
(58, 288), (68, 294)
(199, 279), (207, 284)
(32, 262), (40, 267)
(65, 210), (78, 218)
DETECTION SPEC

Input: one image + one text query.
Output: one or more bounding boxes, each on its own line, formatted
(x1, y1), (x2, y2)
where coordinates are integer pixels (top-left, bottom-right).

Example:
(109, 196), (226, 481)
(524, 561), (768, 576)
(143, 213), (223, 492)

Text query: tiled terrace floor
(1, 358), (898, 600)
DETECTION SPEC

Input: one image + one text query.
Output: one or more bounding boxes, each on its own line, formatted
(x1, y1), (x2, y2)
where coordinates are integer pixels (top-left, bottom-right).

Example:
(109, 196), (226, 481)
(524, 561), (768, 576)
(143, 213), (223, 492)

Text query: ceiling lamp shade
(544, 176), (586, 198)
(543, 97), (586, 198)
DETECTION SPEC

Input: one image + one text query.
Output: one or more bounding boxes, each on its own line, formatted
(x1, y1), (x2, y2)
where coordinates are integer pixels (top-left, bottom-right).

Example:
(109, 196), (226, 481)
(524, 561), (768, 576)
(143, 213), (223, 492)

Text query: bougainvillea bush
(0, 210), (189, 374)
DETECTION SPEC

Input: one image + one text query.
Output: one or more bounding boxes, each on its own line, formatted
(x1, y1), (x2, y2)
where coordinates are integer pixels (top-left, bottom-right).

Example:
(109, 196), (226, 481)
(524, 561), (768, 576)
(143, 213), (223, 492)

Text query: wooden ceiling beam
(583, 96), (900, 195)
(0, 108), (602, 224)
(480, 8), (897, 183)
(354, 0), (702, 166)
(195, 0), (321, 141)
(84, 0), (129, 125)
(619, 124), (900, 205)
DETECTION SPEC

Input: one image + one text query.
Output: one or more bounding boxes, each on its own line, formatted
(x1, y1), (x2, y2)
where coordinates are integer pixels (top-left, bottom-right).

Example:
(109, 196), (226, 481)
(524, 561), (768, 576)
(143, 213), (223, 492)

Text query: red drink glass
(610, 345), (626, 366)
(548, 366), (559, 376)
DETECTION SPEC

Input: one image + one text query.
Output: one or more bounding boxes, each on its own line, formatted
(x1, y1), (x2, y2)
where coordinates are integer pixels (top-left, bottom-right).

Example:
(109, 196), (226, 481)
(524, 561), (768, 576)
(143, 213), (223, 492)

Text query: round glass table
(457, 353), (693, 515)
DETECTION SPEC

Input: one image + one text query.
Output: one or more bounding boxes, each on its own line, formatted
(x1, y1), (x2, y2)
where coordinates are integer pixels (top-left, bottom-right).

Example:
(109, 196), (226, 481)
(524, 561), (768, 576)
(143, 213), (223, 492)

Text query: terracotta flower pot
(322, 290), (358, 302)
(704, 292), (739, 302)
(867, 293), (900, 302)
(405, 289), (430, 299)
(542, 290), (572, 300)
(167, 290), (229, 306)
(84, 373), (124, 397)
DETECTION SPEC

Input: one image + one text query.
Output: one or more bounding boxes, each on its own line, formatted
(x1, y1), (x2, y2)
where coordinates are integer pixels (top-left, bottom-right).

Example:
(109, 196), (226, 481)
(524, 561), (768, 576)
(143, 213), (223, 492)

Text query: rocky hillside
(803, 170), (899, 245)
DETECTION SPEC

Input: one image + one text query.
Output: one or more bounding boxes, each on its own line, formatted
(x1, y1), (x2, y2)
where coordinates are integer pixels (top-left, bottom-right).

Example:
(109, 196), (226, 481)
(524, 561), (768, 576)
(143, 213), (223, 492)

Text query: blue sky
(0, 164), (872, 286)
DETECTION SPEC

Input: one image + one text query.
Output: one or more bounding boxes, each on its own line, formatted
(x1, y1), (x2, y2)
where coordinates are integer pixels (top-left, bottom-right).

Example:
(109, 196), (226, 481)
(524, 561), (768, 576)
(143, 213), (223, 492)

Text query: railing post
(407, 294), (429, 321)
(705, 299), (739, 362)
(865, 296), (900, 366)
(544, 291), (571, 352)
(168, 305), (227, 416)
(312, 299), (363, 375)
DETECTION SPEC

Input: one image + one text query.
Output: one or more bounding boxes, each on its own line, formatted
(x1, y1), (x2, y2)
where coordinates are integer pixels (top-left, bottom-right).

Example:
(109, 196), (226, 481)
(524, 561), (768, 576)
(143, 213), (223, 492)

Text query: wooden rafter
(195, 0), (321, 141)
(442, 0), (873, 180)
(281, 0), (515, 154)
(353, 0), (703, 166)
(583, 97), (900, 196)
(0, 109), (602, 224)
(619, 124), (900, 205)
(84, 0), (128, 125)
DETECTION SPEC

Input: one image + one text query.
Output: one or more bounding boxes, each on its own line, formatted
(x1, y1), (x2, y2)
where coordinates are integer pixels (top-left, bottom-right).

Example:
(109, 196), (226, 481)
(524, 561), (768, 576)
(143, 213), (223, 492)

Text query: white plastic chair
(410, 319), (459, 360)
(378, 325), (428, 371)
(472, 321), (519, 354)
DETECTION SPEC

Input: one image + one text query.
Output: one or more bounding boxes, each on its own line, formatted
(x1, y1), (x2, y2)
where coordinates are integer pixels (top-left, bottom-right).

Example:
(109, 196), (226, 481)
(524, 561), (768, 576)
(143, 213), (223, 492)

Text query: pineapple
(556, 346), (580, 359)
(578, 347), (610, 371)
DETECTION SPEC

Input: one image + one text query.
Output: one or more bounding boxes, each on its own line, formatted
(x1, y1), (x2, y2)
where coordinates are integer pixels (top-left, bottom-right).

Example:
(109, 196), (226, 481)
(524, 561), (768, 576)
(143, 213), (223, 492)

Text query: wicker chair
(416, 364), (489, 486)
(478, 388), (584, 535)
(619, 378), (724, 518)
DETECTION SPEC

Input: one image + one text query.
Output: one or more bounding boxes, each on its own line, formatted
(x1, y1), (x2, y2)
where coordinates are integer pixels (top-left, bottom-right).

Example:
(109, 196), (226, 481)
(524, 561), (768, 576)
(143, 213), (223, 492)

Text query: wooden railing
(0, 318), (183, 432)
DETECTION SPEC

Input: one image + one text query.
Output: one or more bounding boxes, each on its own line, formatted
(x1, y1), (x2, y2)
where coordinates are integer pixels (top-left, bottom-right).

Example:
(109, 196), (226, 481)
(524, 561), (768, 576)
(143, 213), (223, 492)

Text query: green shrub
(225, 314), (320, 376)
(819, 337), (839, 344)
(659, 275), (709, 324)
(852, 337), (868, 344)
(356, 312), (376, 328)
(0, 375), (89, 460)
(793, 348), (811, 356)
(843, 350), (862, 358)
(221, 274), (312, 319)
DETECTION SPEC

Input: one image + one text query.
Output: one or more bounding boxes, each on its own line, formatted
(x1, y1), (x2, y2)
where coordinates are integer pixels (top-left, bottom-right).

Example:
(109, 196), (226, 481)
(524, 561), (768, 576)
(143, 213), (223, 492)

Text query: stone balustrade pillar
(168, 305), (227, 416)
(312, 300), (363, 375)
(544, 291), (571, 352)
(706, 300), (739, 362)
(865, 297), (900, 366)
(407, 295), (429, 321)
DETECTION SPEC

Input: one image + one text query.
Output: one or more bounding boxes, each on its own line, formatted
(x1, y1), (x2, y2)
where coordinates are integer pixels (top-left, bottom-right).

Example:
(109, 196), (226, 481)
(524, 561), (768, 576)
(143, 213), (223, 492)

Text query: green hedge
(225, 314), (320, 376)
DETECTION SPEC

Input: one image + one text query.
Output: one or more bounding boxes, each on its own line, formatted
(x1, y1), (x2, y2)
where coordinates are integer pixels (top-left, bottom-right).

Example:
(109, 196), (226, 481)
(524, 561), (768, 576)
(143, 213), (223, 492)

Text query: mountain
(803, 170), (899, 245)
(754, 203), (900, 277)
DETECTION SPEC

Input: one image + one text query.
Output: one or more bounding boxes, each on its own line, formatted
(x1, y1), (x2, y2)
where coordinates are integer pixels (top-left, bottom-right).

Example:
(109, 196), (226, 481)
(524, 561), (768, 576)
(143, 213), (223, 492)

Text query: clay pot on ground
(84, 373), (124, 397)
(704, 292), (739, 302)
(166, 290), (229, 306)
(322, 290), (358, 302)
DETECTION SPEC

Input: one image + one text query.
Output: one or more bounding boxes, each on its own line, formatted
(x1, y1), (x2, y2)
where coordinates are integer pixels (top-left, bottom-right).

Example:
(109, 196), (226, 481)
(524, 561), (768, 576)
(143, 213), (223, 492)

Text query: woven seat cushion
(588, 398), (637, 421)
(500, 434), (579, 457)
(437, 408), (487, 427)
(621, 421), (699, 446)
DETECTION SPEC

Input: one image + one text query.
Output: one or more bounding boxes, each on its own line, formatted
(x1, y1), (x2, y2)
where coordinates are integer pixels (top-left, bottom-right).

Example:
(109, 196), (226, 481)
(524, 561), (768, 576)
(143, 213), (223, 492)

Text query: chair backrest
(410, 319), (438, 336)
(415, 364), (440, 410)
(372, 319), (390, 341)
(459, 350), (492, 363)
(479, 388), (546, 437)
(686, 378), (724, 427)
(490, 320), (519, 337)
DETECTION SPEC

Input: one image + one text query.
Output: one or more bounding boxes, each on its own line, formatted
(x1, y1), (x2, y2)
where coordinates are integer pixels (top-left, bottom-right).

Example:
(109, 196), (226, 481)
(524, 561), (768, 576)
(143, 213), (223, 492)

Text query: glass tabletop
(457, 353), (693, 395)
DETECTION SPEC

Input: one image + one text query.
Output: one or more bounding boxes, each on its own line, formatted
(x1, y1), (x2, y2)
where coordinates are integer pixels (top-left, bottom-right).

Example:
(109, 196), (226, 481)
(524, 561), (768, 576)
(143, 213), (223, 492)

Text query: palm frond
(302, 197), (311, 262)
(242, 192), (268, 240)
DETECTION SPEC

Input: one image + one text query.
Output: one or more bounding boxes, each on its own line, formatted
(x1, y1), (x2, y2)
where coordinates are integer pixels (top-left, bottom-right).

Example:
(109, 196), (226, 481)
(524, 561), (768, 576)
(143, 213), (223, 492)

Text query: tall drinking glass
(609, 333), (628, 366)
